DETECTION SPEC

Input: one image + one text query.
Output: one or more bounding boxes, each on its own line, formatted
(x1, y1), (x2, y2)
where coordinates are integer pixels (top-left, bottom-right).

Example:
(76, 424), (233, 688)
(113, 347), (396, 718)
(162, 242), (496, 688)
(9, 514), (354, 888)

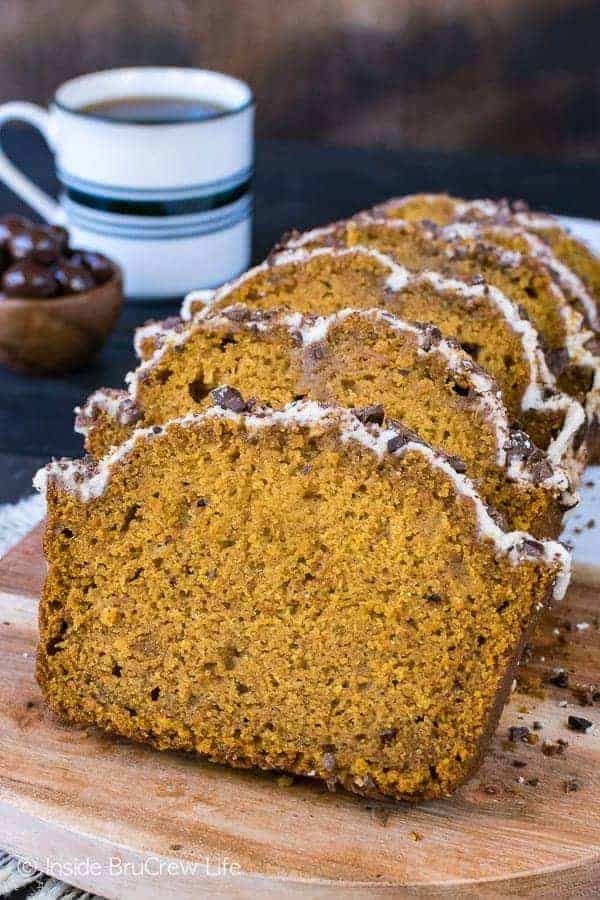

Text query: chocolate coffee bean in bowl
(0, 214), (123, 374)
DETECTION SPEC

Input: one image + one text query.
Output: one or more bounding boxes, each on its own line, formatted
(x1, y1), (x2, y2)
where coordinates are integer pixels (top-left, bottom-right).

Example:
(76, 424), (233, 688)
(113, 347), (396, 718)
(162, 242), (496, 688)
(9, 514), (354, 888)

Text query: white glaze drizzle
(378, 197), (600, 435)
(75, 389), (124, 422)
(285, 213), (599, 356)
(437, 218), (600, 331)
(441, 203), (600, 434)
(133, 321), (171, 359)
(454, 198), (563, 232)
(74, 389), (134, 436)
(498, 227), (598, 331)
(75, 305), (574, 500)
(118, 243), (585, 477)
(34, 400), (571, 601)
(284, 215), (599, 444)
(297, 307), (574, 492)
(374, 193), (599, 327)
(440, 225), (600, 426)
(180, 288), (216, 322)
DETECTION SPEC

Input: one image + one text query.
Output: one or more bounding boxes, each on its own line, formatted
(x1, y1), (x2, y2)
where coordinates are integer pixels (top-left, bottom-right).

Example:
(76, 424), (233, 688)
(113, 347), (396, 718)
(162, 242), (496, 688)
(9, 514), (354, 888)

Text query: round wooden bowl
(0, 268), (123, 375)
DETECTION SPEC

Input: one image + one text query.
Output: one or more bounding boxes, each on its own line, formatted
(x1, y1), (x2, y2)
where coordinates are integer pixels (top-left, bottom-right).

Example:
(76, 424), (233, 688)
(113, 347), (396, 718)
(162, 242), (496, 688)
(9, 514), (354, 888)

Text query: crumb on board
(567, 715), (593, 734)
(548, 669), (569, 688)
(572, 685), (600, 706)
(541, 739), (568, 757)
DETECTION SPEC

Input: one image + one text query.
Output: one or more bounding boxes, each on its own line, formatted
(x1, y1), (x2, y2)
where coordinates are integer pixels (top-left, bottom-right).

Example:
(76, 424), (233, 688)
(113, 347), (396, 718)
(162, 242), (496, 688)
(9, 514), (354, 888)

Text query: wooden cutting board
(1, 525), (599, 899)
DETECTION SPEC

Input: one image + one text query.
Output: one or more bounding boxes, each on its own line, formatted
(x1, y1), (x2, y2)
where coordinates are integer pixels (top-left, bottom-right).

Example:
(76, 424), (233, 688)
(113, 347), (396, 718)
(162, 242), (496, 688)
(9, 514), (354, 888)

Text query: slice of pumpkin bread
(281, 217), (575, 359)
(280, 215), (600, 414)
(76, 307), (574, 537)
(370, 192), (600, 329)
(35, 401), (570, 802)
(185, 245), (587, 475)
(370, 194), (600, 459)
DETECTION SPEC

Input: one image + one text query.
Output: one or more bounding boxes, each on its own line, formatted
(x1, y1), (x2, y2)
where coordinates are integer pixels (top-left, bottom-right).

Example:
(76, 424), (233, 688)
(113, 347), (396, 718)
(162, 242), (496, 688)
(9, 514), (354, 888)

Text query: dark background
(2, 0), (599, 162)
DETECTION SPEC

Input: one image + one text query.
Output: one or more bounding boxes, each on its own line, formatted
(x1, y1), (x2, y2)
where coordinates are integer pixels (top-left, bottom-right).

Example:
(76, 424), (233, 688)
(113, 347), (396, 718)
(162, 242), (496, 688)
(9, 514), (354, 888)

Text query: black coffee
(79, 96), (228, 124)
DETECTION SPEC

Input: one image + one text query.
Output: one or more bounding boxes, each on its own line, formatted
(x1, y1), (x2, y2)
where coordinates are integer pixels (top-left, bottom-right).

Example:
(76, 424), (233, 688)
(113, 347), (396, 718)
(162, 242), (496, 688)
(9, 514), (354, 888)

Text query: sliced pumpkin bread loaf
(76, 306), (574, 537)
(35, 401), (570, 802)
(370, 192), (600, 327)
(166, 245), (587, 477)
(280, 214), (600, 441)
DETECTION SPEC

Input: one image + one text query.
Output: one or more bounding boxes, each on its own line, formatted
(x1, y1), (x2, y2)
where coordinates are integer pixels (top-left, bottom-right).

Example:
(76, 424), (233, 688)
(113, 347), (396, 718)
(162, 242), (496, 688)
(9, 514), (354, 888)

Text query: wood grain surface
(0, 0), (598, 162)
(0, 525), (599, 898)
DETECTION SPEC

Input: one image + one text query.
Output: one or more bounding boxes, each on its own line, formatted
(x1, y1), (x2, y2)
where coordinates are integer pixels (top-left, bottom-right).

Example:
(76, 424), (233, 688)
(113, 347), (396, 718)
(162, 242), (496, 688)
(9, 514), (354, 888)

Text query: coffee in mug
(0, 67), (254, 300)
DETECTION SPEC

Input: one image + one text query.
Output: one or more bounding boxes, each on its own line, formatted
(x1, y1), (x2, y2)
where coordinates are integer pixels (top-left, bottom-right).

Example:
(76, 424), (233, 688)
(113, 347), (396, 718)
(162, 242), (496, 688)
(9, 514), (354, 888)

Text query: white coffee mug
(0, 67), (254, 300)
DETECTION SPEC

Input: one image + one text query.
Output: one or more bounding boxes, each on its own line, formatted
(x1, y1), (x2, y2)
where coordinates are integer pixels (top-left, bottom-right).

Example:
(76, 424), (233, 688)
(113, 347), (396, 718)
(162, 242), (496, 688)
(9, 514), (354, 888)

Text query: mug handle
(0, 102), (63, 224)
